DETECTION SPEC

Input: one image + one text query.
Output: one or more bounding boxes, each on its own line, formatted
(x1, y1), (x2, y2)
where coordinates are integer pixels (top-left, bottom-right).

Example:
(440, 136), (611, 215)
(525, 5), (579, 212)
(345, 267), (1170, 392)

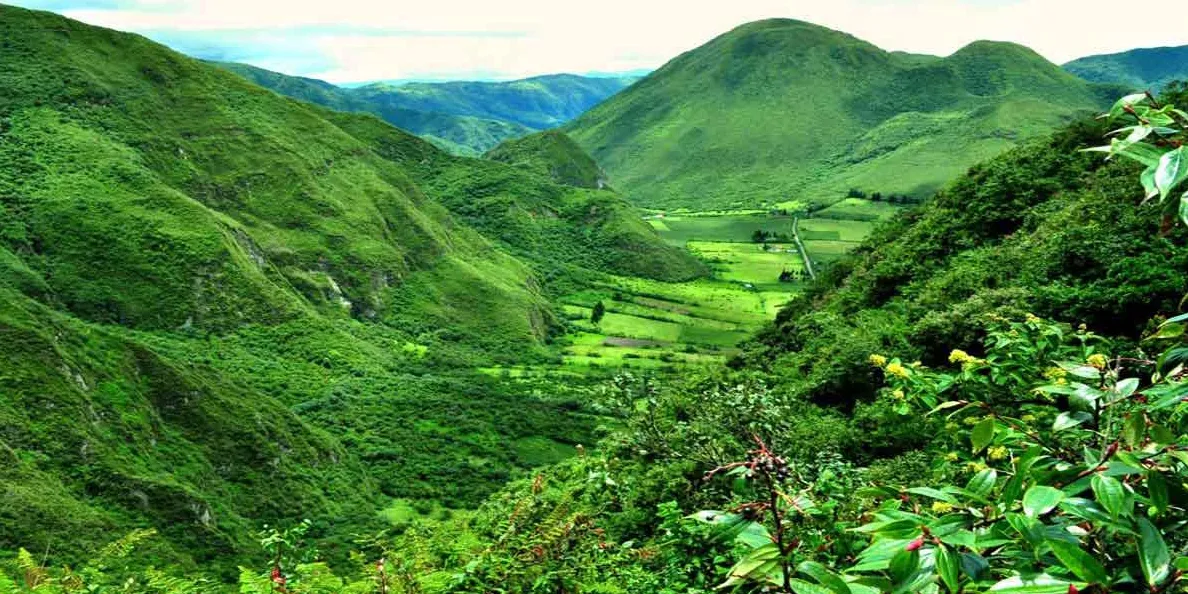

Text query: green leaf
(1046, 539), (1109, 585)
(1053, 411), (1091, 432)
(936, 545), (961, 593)
(1091, 474), (1127, 518)
(1153, 322), (1186, 340)
(1108, 93), (1151, 119)
(960, 552), (990, 580)
(1151, 424), (1176, 446)
(967, 468), (997, 497)
(1116, 377), (1140, 398)
(1141, 164), (1159, 199)
(1023, 486), (1065, 518)
(797, 561), (852, 594)
(789, 579), (836, 594)
(1123, 413), (1146, 447)
(1148, 471), (1169, 517)
(888, 548), (920, 584)
(907, 487), (957, 504)
(971, 418), (995, 453)
(1181, 190), (1188, 227)
(1138, 517), (1171, 587)
(988, 574), (1085, 593)
(1156, 146), (1188, 200)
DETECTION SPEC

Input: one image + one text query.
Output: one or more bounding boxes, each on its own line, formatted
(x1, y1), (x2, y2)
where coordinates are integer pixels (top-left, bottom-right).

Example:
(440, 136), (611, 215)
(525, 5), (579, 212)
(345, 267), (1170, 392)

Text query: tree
(751, 229), (770, 243)
(590, 301), (606, 325)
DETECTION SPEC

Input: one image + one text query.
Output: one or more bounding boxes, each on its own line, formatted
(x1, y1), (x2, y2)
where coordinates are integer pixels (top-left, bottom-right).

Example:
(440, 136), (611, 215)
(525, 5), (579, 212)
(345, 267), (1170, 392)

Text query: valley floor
(480, 198), (901, 378)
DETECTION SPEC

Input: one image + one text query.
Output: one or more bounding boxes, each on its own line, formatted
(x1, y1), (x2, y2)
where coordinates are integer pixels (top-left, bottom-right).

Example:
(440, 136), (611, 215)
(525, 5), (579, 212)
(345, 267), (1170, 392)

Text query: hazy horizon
(6, 0), (1187, 84)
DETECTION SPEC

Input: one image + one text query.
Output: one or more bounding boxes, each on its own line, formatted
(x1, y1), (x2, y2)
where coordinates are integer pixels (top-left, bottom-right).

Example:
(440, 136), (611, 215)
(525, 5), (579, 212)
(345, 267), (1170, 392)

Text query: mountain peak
(951, 40), (1050, 62)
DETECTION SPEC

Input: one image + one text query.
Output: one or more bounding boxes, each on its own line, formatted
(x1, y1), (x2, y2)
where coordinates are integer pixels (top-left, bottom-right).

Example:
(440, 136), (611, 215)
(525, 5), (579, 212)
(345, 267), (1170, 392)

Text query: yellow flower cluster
(949, 349), (973, 364)
(885, 362), (910, 378)
(963, 416), (982, 426)
(1087, 354), (1109, 370)
(988, 446), (1009, 461)
(891, 389), (906, 401)
(931, 501), (955, 514)
(869, 354), (888, 367)
(1020, 414), (1037, 423)
(965, 461), (988, 473)
(944, 452), (960, 462)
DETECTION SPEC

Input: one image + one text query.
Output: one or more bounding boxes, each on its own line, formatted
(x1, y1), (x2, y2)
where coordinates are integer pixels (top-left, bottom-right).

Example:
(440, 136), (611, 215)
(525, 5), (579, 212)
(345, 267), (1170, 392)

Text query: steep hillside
(1064, 45), (1188, 90)
(566, 19), (1118, 210)
(328, 115), (707, 283)
(213, 61), (533, 156)
(742, 114), (1188, 417)
(485, 131), (608, 189)
(0, 3), (676, 571)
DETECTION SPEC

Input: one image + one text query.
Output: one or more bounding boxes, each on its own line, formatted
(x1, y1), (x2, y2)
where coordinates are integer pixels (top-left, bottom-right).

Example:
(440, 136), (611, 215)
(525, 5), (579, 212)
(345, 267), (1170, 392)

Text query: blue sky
(9, 0), (1184, 83)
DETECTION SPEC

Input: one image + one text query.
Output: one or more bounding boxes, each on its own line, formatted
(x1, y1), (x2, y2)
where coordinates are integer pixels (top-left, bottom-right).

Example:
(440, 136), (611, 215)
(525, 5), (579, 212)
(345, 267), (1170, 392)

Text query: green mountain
(0, 2), (695, 572)
(354, 74), (640, 130)
(213, 63), (636, 155)
(485, 131), (608, 189)
(1063, 45), (1188, 91)
(566, 19), (1119, 210)
(212, 61), (534, 156)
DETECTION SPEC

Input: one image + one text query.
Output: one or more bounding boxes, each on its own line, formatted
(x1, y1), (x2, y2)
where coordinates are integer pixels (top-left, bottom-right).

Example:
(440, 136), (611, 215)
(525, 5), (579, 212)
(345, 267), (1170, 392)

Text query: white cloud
(12, 0), (1187, 82)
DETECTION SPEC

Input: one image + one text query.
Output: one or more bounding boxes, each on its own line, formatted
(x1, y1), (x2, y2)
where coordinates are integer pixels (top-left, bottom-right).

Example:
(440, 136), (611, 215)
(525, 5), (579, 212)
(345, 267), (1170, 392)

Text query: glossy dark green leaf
(1047, 539), (1108, 584)
(960, 552), (990, 580)
(1148, 471), (1169, 517)
(1091, 474), (1127, 518)
(888, 548), (920, 584)
(797, 561), (851, 594)
(1138, 517), (1171, 586)
(988, 574), (1085, 593)
(789, 578), (836, 594)
(967, 468), (997, 497)
(936, 545), (960, 593)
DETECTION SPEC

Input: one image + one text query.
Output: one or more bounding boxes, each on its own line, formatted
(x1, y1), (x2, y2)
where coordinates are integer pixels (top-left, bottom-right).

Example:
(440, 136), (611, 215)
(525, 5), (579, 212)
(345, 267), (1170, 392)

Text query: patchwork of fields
(485, 199), (901, 377)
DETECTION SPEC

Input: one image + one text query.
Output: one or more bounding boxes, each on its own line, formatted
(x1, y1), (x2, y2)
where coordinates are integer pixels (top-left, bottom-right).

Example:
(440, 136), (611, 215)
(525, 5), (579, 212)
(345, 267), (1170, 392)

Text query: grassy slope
(212, 61), (533, 156)
(485, 131), (608, 189)
(0, 3), (670, 571)
(1064, 45), (1188, 91)
(329, 115), (707, 283)
(566, 19), (1119, 210)
(742, 116), (1188, 417)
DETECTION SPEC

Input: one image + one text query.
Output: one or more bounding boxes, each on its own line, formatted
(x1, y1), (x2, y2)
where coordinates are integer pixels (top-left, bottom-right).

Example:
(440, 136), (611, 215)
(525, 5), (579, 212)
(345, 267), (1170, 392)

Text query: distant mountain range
(213, 62), (638, 155)
(564, 19), (1125, 210)
(1063, 45), (1188, 92)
